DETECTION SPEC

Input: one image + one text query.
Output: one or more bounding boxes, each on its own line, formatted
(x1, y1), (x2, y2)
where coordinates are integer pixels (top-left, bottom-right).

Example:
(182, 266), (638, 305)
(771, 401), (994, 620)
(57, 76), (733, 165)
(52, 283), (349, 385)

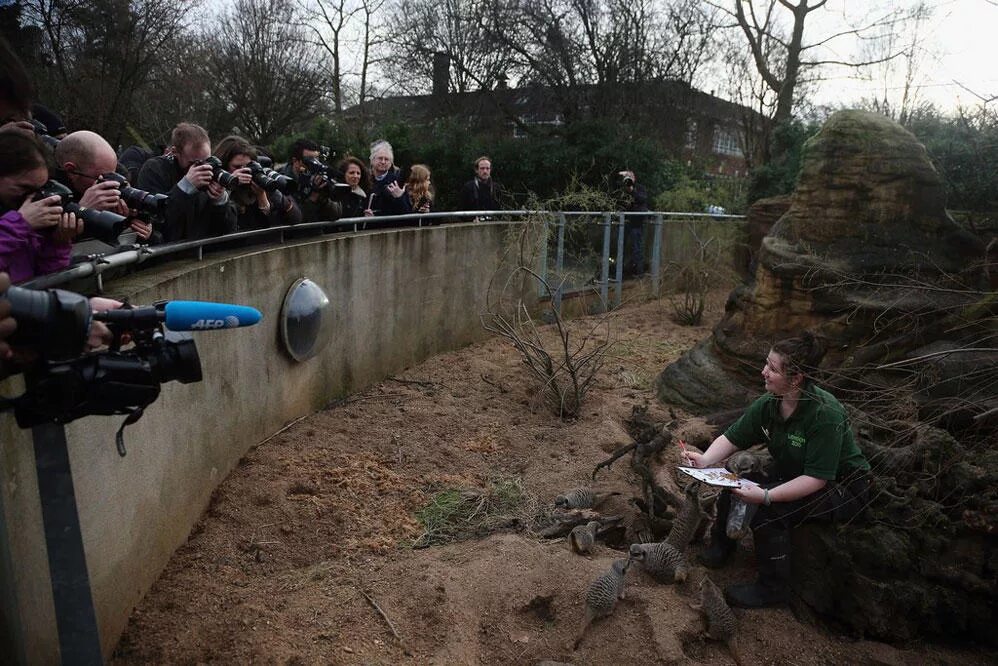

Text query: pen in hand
(677, 439), (694, 466)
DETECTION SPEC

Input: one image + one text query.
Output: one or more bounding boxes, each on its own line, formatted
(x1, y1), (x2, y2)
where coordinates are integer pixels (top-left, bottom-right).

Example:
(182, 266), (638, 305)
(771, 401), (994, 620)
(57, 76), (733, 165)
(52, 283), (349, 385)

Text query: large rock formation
(658, 110), (989, 412)
(656, 110), (996, 645)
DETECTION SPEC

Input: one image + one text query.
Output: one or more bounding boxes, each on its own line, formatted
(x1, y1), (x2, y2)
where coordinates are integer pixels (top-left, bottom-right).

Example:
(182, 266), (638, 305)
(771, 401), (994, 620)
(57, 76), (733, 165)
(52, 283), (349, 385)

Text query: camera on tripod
(34, 180), (128, 245)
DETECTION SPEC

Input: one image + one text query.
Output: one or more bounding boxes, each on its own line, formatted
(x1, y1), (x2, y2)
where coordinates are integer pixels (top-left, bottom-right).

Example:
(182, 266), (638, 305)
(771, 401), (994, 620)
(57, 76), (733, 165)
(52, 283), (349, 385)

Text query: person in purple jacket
(0, 131), (81, 283)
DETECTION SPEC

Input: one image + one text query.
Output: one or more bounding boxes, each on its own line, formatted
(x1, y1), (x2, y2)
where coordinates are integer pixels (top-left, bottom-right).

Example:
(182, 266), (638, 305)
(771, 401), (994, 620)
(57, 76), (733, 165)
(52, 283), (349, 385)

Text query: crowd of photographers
(1, 115), (507, 284)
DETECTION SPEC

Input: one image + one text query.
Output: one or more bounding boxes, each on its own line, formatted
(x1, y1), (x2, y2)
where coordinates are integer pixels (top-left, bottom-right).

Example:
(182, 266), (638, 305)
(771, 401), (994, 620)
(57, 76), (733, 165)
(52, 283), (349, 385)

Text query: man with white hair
(366, 139), (411, 217)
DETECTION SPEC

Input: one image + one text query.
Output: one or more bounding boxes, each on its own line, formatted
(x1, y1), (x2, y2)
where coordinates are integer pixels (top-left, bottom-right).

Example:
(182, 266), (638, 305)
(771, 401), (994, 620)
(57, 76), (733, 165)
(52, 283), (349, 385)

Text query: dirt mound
(111, 291), (991, 665)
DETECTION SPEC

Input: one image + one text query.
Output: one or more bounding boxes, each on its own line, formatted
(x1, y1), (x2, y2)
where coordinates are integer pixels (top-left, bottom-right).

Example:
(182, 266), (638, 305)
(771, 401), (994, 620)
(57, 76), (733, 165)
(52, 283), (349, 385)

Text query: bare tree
(206, 0), (329, 143)
(300, 0), (358, 113)
(22, 0), (198, 143)
(714, 0), (908, 127)
(856, 1), (935, 125)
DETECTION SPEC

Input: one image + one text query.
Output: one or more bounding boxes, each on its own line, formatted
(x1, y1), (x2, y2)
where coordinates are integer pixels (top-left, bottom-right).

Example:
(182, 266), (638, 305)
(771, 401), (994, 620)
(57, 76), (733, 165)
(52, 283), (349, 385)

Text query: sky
(803, 0), (998, 112)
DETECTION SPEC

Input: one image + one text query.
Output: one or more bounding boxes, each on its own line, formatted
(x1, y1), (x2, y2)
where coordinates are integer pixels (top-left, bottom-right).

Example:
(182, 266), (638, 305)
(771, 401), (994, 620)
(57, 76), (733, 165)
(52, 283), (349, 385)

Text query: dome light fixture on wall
(280, 278), (333, 362)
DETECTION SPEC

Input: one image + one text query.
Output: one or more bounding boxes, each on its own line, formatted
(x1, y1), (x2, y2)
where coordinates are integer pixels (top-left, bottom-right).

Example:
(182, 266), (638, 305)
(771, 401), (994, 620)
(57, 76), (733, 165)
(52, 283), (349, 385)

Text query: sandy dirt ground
(111, 290), (992, 665)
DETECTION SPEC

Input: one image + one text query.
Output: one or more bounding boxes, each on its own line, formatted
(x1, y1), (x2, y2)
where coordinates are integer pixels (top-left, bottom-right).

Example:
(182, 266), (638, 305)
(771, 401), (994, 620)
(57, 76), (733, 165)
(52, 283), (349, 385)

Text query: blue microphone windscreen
(164, 300), (263, 331)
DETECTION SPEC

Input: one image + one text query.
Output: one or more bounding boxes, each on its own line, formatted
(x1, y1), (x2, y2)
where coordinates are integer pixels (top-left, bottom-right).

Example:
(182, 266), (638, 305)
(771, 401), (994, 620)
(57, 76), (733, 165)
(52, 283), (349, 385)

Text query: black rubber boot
(725, 530), (791, 608)
(698, 490), (736, 569)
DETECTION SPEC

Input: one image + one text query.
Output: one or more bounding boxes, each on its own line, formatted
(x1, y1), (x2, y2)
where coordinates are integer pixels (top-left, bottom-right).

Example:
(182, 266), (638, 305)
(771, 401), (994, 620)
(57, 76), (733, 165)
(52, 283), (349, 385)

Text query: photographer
(282, 138), (341, 224)
(617, 169), (650, 277)
(53, 130), (154, 242)
(0, 132), (81, 283)
(213, 136), (301, 231)
(366, 139), (411, 217)
(136, 122), (237, 242)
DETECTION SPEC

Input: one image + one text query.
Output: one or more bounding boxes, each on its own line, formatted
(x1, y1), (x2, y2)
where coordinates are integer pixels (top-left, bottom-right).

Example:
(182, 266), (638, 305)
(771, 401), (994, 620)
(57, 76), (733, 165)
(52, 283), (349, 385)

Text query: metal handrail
(18, 209), (744, 291)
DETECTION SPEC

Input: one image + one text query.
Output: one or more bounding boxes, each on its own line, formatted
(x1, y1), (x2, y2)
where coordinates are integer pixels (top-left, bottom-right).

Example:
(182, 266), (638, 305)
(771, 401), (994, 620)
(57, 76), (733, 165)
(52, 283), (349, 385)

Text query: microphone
(93, 300), (262, 331)
(163, 301), (262, 330)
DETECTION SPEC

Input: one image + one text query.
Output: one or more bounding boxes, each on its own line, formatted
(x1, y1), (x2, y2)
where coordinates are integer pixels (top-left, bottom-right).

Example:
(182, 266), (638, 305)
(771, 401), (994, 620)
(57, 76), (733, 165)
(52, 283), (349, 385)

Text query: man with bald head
(54, 131), (154, 241)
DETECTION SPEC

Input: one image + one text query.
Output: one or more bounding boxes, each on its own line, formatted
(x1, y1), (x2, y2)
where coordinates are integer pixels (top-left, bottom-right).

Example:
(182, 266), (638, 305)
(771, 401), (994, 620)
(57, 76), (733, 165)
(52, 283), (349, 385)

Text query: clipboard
(677, 466), (757, 488)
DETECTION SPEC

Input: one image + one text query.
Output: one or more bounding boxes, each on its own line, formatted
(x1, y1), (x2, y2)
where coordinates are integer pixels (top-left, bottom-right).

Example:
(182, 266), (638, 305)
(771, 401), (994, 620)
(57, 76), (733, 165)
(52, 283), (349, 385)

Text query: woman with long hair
(405, 164), (433, 214)
(213, 135), (301, 230)
(336, 156), (369, 219)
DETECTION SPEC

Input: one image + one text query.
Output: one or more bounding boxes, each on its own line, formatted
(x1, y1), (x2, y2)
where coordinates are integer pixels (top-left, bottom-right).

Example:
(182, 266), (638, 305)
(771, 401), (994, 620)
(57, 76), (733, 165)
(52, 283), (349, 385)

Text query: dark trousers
(714, 470), (872, 539)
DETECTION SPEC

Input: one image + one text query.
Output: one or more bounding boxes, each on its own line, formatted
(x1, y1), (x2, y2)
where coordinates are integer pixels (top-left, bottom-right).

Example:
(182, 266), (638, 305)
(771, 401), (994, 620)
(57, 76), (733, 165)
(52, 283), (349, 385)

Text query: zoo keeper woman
(683, 331), (872, 608)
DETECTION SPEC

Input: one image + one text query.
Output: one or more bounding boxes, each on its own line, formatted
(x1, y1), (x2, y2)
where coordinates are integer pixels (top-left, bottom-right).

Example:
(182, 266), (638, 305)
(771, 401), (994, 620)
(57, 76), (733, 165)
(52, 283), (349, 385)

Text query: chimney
(432, 51), (450, 96)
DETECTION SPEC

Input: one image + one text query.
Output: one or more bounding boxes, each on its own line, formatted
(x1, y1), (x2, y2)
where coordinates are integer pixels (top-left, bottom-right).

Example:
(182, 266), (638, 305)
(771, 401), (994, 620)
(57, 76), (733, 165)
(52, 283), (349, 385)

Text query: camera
(31, 119), (60, 149)
(195, 156), (240, 189)
(2, 285), (202, 431)
(34, 180), (128, 245)
(246, 160), (294, 193)
(99, 172), (169, 215)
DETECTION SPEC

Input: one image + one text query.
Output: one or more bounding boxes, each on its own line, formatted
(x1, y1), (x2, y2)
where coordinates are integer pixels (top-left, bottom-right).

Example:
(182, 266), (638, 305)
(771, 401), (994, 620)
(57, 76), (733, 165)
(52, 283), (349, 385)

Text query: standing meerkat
(574, 558), (630, 650)
(690, 574), (742, 665)
(666, 482), (705, 549)
(569, 521), (600, 554)
(555, 487), (621, 510)
(629, 540), (689, 583)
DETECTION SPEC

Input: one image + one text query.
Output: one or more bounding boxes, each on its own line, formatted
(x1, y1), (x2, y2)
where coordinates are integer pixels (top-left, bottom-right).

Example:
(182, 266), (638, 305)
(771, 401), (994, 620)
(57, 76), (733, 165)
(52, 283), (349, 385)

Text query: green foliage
(748, 119), (820, 203)
(654, 167), (748, 214)
(907, 108), (998, 212)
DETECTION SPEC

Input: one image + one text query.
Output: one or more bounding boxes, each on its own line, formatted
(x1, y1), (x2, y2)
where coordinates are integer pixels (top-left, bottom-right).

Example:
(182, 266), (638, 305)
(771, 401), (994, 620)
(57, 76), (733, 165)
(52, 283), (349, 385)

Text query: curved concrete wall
(0, 222), (527, 663)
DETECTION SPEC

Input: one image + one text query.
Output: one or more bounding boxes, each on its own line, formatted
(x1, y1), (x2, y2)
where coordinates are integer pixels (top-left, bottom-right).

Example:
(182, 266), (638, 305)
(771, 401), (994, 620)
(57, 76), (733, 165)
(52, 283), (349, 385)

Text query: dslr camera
(99, 172), (169, 215)
(34, 180), (128, 245)
(194, 156), (240, 189)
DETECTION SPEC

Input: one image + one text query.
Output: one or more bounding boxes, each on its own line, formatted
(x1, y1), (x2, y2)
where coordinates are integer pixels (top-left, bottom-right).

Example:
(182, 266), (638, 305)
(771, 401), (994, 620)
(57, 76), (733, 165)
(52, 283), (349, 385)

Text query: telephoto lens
(100, 172), (168, 214)
(34, 180), (127, 245)
(246, 161), (279, 192)
(204, 156), (240, 190)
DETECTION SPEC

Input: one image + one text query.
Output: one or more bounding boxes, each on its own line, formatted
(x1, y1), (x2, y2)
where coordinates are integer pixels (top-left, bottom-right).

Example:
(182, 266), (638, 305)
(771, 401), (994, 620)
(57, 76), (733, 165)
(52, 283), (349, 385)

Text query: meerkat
(690, 574), (742, 665)
(574, 558), (630, 650)
(665, 482), (704, 549)
(569, 521), (600, 554)
(555, 488), (621, 510)
(726, 449), (774, 481)
(629, 540), (689, 583)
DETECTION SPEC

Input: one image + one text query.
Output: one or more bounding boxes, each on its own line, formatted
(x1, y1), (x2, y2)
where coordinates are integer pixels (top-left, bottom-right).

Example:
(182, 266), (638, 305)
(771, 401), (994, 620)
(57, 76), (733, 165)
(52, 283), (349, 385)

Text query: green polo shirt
(724, 384), (870, 481)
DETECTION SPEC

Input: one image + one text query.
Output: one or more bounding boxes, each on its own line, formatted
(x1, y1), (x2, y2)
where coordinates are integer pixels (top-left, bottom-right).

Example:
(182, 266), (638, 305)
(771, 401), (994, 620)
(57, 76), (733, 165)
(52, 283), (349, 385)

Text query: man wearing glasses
(54, 131), (154, 241)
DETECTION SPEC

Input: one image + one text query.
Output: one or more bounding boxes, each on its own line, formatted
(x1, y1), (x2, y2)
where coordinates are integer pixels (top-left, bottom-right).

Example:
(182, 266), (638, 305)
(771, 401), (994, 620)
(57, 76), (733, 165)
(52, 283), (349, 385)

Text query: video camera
(2, 284), (261, 453)
(34, 180), (128, 245)
(99, 172), (168, 215)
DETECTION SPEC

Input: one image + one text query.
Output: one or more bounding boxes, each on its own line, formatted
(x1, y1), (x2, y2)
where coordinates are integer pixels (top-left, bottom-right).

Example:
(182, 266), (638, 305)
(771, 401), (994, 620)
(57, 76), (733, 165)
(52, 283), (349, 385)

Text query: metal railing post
(651, 213), (663, 298)
(554, 212), (567, 312)
(600, 212), (611, 311)
(538, 215), (550, 298)
(615, 213), (625, 307)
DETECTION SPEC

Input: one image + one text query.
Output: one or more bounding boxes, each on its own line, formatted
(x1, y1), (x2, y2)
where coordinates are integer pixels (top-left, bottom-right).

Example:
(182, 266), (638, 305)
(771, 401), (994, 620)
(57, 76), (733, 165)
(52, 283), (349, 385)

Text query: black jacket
(460, 178), (502, 211)
(370, 169), (412, 216)
(234, 190), (303, 231)
(136, 155), (237, 242)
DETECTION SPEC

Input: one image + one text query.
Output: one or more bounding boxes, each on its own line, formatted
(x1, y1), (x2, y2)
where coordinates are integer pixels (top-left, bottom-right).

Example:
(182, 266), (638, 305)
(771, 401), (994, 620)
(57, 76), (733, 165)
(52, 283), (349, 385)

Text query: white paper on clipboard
(678, 466), (759, 488)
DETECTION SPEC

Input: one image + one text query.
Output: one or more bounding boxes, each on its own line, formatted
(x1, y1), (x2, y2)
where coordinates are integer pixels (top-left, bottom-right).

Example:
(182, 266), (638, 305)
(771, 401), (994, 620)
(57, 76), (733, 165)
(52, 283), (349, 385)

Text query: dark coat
(369, 169), (412, 216)
(136, 155), (237, 242)
(460, 178), (502, 211)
